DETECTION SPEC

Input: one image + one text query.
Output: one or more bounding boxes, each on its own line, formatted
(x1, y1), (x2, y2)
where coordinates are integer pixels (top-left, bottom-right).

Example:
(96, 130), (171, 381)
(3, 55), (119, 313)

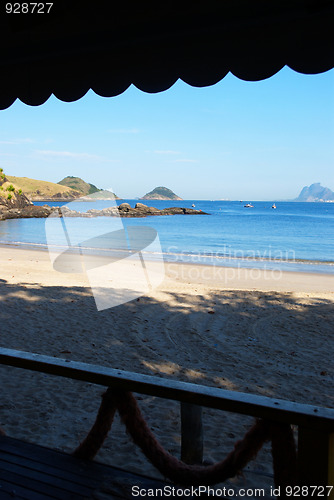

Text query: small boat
(192, 204), (195, 207)
(272, 203), (276, 209)
(244, 203), (254, 208)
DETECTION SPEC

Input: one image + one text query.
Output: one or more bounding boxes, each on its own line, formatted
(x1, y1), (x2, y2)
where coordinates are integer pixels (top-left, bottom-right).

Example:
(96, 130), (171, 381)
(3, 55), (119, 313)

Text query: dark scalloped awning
(1, 0), (334, 110)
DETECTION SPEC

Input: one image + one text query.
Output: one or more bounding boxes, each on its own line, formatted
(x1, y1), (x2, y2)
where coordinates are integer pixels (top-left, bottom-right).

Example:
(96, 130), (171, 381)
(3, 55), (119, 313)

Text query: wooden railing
(0, 347), (333, 494)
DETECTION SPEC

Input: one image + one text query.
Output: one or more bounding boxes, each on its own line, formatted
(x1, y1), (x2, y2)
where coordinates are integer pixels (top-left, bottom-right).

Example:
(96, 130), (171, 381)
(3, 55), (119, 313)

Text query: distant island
(295, 183), (334, 202)
(141, 186), (182, 200)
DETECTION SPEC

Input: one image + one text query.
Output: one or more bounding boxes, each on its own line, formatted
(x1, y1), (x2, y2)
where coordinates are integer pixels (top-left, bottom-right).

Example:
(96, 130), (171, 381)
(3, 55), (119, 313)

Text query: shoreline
(1, 240), (334, 278)
(0, 244), (333, 294)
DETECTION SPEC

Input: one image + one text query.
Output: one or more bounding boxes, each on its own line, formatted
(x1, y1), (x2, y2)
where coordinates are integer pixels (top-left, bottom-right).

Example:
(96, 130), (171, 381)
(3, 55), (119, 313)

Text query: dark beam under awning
(1, 0), (334, 110)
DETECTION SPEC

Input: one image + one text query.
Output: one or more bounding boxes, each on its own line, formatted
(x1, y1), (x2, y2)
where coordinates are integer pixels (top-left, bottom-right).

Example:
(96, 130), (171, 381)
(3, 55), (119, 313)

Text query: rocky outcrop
(118, 203), (132, 211)
(0, 205), (54, 220)
(0, 173), (33, 211)
(0, 191), (32, 209)
(119, 204), (207, 217)
(0, 203), (208, 220)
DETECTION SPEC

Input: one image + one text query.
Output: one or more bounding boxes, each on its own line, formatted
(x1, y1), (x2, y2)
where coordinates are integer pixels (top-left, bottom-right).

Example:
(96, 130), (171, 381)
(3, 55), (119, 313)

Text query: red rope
(116, 390), (271, 485)
(73, 388), (297, 487)
(73, 388), (118, 459)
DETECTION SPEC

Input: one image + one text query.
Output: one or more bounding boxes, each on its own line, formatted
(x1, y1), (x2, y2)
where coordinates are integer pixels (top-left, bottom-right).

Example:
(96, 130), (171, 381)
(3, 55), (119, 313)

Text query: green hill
(6, 175), (80, 201)
(140, 186), (182, 200)
(58, 176), (101, 196)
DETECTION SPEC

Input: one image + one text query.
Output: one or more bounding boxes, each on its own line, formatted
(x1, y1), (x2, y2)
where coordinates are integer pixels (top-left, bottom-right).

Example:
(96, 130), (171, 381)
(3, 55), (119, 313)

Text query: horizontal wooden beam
(1, 347), (334, 431)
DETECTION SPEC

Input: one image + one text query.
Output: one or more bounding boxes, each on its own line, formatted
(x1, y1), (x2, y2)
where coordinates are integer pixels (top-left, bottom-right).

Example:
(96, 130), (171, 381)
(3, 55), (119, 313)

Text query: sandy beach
(0, 245), (333, 491)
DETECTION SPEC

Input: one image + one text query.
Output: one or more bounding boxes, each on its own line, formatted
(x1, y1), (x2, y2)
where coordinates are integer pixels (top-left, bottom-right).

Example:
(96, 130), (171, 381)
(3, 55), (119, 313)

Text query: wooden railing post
(181, 402), (203, 464)
(298, 427), (334, 496)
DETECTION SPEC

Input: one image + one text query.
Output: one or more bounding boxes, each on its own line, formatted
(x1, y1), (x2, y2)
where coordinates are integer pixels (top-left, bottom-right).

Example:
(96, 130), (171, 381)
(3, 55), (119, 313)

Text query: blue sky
(1, 66), (333, 200)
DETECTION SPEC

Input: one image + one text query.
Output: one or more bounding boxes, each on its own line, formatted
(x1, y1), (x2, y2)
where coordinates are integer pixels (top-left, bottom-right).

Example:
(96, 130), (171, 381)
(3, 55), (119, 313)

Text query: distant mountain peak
(140, 186), (182, 200)
(58, 176), (100, 196)
(295, 183), (334, 202)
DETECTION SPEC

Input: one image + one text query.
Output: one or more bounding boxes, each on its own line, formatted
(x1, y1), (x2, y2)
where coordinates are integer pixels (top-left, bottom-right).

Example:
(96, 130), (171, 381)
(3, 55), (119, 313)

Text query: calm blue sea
(1, 200), (333, 273)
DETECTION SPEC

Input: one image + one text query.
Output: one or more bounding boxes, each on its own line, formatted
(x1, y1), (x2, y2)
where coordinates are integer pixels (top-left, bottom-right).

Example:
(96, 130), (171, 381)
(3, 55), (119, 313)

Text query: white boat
(192, 203), (195, 207)
(272, 203), (276, 209)
(244, 203), (254, 208)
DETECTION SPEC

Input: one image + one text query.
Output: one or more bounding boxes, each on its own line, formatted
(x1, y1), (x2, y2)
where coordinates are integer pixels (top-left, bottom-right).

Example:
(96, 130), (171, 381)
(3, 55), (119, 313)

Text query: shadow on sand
(0, 279), (333, 481)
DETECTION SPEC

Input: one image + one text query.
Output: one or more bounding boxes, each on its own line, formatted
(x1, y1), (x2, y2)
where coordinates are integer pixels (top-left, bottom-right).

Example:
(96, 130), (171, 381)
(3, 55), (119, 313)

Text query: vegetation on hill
(0, 168), (31, 208)
(58, 176), (100, 195)
(7, 175), (80, 200)
(141, 186), (182, 200)
(58, 176), (119, 199)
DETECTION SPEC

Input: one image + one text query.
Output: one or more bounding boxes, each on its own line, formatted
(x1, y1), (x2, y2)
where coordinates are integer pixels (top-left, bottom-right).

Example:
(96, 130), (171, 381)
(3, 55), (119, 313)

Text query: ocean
(0, 200), (333, 274)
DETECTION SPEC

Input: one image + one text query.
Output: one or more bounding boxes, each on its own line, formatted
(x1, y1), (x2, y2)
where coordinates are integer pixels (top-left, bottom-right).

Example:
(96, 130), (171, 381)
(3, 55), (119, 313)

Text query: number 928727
(5, 3), (53, 14)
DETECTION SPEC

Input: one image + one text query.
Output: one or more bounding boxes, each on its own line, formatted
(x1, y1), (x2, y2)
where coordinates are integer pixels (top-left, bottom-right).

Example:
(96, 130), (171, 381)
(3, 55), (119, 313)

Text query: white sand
(0, 245), (333, 491)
